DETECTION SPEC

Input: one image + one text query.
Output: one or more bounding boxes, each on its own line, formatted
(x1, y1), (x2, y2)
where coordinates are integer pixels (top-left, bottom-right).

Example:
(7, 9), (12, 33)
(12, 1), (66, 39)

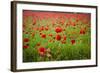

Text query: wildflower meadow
(23, 10), (91, 62)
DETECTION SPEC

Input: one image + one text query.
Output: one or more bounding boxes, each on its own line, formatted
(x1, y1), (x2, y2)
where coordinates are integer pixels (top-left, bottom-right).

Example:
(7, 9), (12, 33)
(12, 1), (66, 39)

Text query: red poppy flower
(56, 34), (61, 41)
(23, 45), (29, 49)
(38, 47), (46, 56)
(41, 34), (46, 38)
(71, 23), (76, 26)
(39, 47), (46, 52)
(55, 27), (62, 33)
(48, 34), (53, 37)
(45, 26), (49, 30)
(63, 36), (66, 40)
(39, 26), (44, 31)
(71, 39), (75, 45)
(24, 38), (29, 42)
(80, 29), (85, 34)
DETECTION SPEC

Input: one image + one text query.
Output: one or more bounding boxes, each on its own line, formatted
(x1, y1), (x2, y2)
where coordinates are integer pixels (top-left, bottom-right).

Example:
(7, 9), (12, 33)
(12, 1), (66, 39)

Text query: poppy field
(23, 10), (91, 62)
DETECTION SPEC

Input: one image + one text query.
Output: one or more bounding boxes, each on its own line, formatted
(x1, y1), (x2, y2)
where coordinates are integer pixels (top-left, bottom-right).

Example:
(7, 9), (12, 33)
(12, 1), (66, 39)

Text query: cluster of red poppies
(23, 13), (90, 58)
(23, 20), (87, 50)
(23, 38), (29, 49)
